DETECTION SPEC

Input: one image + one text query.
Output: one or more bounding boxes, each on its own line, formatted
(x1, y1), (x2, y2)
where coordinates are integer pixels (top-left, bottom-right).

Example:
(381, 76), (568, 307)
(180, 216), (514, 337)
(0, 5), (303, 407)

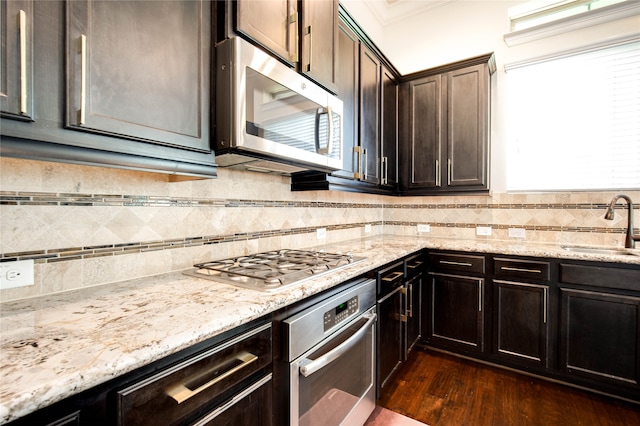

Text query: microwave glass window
(245, 68), (341, 160)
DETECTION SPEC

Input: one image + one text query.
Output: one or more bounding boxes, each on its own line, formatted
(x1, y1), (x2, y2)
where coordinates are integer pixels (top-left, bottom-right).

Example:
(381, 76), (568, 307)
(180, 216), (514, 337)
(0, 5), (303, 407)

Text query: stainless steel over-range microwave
(215, 37), (343, 174)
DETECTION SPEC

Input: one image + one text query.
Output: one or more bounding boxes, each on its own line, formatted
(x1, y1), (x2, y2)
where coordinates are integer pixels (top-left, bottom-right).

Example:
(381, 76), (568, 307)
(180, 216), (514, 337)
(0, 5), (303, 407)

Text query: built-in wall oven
(283, 278), (377, 426)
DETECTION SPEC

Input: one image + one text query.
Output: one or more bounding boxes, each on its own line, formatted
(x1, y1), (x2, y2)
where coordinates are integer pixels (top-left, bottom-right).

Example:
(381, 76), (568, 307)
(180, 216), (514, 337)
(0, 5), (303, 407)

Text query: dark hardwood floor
(377, 347), (640, 426)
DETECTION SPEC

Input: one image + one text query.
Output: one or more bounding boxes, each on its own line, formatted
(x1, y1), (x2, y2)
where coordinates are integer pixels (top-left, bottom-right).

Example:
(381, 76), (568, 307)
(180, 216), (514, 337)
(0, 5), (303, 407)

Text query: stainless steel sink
(561, 246), (640, 256)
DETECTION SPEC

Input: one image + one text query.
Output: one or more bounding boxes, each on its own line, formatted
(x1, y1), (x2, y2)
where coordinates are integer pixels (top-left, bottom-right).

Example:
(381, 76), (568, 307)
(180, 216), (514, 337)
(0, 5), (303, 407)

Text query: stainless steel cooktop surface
(184, 249), (365, 292)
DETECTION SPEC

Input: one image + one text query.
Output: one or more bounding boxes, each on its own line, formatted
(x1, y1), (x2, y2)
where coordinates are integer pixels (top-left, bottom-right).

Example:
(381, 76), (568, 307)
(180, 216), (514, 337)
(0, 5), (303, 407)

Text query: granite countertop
(1, 235), (639, 424)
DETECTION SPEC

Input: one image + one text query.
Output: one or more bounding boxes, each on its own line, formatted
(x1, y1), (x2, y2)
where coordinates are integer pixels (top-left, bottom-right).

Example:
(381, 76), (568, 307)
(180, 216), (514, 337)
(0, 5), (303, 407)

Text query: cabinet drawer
(117, 323), (272, 426)
(429, 252), (485, 275)
(494, 258), (550, 282)
(560, 263), (640, 291)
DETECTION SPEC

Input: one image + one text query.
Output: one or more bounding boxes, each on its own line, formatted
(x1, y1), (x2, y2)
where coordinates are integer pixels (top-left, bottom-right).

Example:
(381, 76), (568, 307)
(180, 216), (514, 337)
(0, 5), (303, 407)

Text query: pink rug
(364, 406), (428, 426)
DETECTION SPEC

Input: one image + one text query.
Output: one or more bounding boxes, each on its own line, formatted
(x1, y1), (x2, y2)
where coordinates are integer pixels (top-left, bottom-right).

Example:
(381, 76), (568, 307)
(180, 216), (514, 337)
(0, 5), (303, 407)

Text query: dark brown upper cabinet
(1, 0), (216, 178)
(66, 0), (210, 152)
(234, 0), (338, 92)
(1, 0), (34, 122)
(400, 54), (495, 194)
(381, 65), (399, 189)
(358, 44), (381, 185)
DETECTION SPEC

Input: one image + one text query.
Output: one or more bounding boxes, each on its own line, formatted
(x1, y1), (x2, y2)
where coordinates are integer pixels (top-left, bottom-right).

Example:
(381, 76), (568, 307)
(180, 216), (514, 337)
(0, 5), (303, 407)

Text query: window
(506, 39), (640, 192)
(509, 0), (629, 31)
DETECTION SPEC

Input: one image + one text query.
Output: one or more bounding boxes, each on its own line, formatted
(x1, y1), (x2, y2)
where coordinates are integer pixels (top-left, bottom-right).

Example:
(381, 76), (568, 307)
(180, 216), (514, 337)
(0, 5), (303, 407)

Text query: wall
(1, 2), (638, 302)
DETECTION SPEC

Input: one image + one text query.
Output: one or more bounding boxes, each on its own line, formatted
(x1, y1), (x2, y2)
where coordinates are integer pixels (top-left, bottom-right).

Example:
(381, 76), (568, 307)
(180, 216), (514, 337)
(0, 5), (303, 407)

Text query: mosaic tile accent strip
(0, 222), (384, 263)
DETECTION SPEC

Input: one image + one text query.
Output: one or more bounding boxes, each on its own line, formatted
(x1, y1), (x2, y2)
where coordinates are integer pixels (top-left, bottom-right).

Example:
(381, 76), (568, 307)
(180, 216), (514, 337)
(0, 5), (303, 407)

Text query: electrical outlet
(0, 260), (35, 289)
(364, 224), (372, 233)
(417, 224), (430, 233)
(316, 228), (327, 240)
(508, 228), (526, 239)
(476, 226), (492, 236)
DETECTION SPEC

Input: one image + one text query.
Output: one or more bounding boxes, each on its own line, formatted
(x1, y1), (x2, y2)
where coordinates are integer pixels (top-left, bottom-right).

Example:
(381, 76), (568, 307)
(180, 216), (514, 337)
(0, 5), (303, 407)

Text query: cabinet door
(236, 0), (297, 64)
(300, 0), (337, 92)
(404, 74), (442, 189)
(332, 19), (359, 180)
(358, 45), (380, 184)
(404, 274), (422, 357)
(1, 0), (34, 121)
(494, 280), (549, 368)
(377, 286), (403, 393)
(429, 273), (484, 352)
(66, 0), (210, 151)
(445, 64), (488, 188)
(560, 287), (640, 387)
(381, 65), (398, 188)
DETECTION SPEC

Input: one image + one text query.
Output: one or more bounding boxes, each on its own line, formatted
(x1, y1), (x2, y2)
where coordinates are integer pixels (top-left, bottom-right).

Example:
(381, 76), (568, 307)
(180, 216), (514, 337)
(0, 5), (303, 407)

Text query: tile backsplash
(1, 157), (637, 301)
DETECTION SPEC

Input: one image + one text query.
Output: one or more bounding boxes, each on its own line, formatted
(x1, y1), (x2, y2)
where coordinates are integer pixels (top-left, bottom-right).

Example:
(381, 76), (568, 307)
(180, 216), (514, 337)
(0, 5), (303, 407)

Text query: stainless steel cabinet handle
(18, 10), (28, 114)
(353, 146), (362, 180)
(447, 158), (452, 185)
(501, 266), (542, 274)
(363, 148), (368, 181)
(408, 261), (423, 269)
(381, 157), (388, 185)
(478, 280), (483, 312)
(289, 13), (299, 62)
(300, 313), (376, 377)
(543, 287), (548, 324)
(435, 159), (441, 187)
(166, 351), (258, 404)
(78, 34), (87, 125)
(382, 271), (404, 282)
(304, 25), (312, 72)
(407, 283), (413, 318)
(439, 260), (472, 267)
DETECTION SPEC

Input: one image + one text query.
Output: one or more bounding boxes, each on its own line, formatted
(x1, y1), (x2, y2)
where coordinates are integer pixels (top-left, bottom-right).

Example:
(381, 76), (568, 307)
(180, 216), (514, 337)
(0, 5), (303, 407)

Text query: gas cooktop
(184, 249), (365, 292)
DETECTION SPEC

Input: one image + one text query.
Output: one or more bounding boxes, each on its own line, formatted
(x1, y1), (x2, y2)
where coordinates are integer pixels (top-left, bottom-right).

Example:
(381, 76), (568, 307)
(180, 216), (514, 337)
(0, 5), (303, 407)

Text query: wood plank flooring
(377, 347), (640, 426)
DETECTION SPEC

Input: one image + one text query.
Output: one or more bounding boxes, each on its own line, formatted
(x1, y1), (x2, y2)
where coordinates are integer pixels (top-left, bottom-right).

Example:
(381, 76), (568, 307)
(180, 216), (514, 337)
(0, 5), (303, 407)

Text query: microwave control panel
(323, 295), (359, 332)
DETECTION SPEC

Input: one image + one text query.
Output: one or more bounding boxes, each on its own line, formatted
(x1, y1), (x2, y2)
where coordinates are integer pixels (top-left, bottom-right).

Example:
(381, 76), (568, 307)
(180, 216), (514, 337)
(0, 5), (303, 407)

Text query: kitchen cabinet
(376, 261), (405, 396)
(400, 54), (495, 194)
(381, 64), (399, 189)
(0, 0), (216, 178)
(493, 258), (552, 368)
(404, 253), (424, 356)
(234, 0), (338, 92)
(424, 252), (486, 353)
(290, 6), (399, 194)
(558, 263), (640, 398)
(1, 0), (34, 121)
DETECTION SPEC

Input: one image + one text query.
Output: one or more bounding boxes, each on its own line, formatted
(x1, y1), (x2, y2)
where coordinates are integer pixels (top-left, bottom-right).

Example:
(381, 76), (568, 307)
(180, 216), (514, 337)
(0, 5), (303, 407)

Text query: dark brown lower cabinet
(560, 287), (640, 387)
(427, 273), (484, 353)
(494, 280), (549, 368)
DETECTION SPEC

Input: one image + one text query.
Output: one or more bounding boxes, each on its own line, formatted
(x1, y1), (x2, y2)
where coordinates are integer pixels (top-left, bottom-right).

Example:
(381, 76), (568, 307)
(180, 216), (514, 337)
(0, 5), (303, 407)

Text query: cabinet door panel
(1, 0), (34, 120)
(300, 0), (337, 92)
(66, 0), (209, 151)
(332, 20), (358, 179)
(377, 286), (403, 392)
(236, 0), (296, 63)
(560, 288), (640, 386)
(407, 75), (441, 189)
(359, 45), (380, 184)
(381, 66), (398, 187)
(430, 273), (483, 351)
(447, 64), (487, 187)
(495, 280), (548, 367)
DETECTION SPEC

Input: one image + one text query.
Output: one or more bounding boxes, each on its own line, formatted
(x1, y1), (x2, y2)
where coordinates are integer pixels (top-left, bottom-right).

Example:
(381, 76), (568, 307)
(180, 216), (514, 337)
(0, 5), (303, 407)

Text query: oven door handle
(299, 312), (377, 378)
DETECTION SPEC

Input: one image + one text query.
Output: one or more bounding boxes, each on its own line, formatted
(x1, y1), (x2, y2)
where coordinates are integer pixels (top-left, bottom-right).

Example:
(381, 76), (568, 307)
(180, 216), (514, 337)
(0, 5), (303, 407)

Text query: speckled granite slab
(1, 235), (638, 424)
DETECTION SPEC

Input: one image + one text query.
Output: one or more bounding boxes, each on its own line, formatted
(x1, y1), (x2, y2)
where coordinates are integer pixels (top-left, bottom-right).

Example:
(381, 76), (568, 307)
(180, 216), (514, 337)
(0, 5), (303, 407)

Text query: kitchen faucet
(604, 194), (640, 249)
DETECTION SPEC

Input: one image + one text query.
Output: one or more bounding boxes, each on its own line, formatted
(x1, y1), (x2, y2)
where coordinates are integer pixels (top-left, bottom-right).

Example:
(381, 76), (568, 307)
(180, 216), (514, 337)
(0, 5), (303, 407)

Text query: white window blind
(506, 40), (640, 192)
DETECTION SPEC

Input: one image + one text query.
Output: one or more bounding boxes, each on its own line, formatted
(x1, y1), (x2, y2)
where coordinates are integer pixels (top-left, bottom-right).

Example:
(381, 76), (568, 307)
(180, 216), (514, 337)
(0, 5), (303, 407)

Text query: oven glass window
(245, 67), (341, 160)
(297, 317), (374, 426)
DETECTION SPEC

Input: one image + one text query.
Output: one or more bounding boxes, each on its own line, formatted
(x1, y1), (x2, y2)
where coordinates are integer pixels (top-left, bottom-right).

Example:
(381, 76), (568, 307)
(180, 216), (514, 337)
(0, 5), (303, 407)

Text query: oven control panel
(323, 295), (358, 331)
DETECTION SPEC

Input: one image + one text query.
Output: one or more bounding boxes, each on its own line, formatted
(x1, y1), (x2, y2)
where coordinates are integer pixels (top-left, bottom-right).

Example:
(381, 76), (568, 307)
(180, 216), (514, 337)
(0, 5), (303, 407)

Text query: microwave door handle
(299, 312), (376, 377)
(314, 106), (333, 155)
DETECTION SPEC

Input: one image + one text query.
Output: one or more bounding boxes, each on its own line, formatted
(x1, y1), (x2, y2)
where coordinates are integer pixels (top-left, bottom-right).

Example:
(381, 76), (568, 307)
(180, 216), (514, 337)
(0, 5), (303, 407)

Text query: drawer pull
(440, 260), (472, 267)
(501, 266), (542, 274)
(166, 351), (257, 404)
(408, 261), (423, 269)
(382, 271), (404, 282)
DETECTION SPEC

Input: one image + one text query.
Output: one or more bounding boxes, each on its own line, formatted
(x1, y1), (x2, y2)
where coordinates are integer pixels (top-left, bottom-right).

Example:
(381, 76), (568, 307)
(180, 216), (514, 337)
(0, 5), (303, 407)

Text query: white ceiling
(362, 0), (458, 26)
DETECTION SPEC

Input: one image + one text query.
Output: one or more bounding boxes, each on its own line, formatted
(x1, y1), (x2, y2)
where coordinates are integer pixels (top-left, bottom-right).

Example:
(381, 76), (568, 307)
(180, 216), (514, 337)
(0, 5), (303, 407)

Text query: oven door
(290, 308), (376, 426)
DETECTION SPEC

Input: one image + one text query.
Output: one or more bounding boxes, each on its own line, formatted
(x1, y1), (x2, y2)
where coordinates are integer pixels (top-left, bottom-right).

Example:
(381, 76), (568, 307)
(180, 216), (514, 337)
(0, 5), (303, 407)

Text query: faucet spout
(604, 194), (640, 249)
